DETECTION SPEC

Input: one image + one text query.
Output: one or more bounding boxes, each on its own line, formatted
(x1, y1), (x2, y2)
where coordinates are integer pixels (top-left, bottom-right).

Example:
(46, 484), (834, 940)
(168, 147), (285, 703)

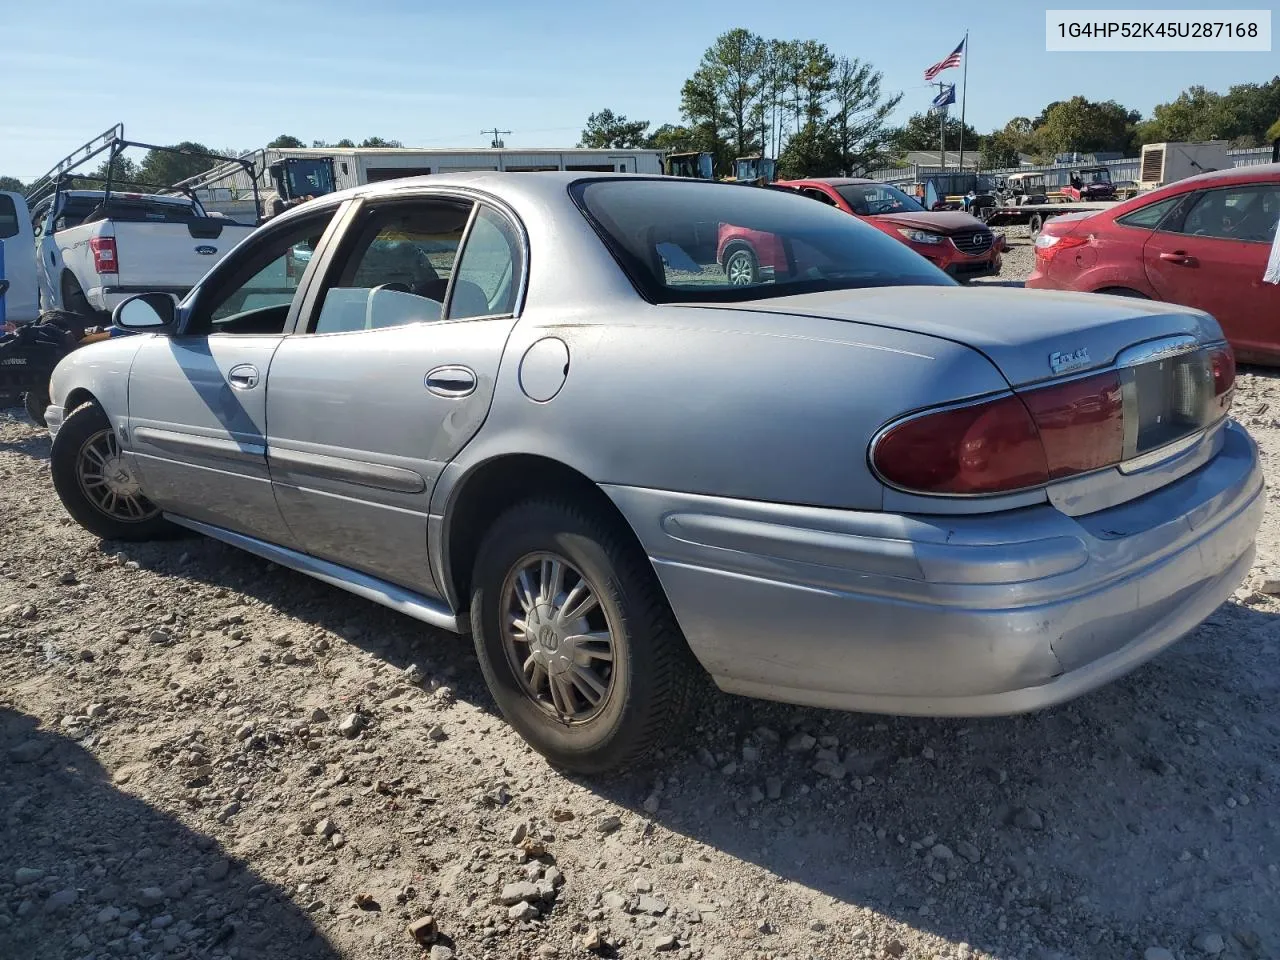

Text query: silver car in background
(44, 173), (1263, 774)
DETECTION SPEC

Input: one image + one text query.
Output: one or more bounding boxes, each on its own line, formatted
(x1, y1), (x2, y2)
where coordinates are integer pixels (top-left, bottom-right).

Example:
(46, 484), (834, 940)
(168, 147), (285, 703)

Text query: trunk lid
(111, 220), (253, 289)
(713, 285), (1222, 388)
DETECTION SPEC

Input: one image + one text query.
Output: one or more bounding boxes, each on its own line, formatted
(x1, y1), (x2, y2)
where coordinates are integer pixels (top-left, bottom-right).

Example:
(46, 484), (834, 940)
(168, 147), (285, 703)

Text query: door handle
(425, 365), (477, 398)
(227, 364), (260, 390)
(1159, 251), (1198, 266)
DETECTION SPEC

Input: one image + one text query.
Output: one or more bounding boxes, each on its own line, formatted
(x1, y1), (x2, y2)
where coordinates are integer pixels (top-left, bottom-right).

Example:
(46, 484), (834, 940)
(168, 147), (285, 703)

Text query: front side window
(573, 179), (952, 303)
(185, 207), (337, 335)
(311, 198), (473, 334)
(1175, 185), (1280, 243)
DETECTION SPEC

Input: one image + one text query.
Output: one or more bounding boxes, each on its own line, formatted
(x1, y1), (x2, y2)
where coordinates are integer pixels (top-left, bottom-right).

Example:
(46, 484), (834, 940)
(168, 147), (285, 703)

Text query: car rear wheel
(24, 388), (48, 427)
(51, 403), (175, 541)
(724, 247), (759, 286)
(61, 273), (96, 320)
(469, 498), (699, 775)
(1028, 214), (1045, 238)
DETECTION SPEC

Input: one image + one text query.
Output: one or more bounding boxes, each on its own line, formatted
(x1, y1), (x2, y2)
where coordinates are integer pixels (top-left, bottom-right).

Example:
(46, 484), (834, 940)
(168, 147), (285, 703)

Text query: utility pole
(481, 128), (511, 148)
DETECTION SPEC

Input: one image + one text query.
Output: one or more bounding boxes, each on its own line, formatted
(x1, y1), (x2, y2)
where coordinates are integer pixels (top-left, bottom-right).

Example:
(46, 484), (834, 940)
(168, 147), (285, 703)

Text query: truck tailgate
(112, 221), (253, 291)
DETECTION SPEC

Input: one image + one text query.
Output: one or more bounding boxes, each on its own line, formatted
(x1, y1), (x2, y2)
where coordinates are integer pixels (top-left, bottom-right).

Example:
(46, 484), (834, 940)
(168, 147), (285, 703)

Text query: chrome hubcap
(77, 428), (158, 522)
(501, 553), (616, 723)
(727, 252), (754, 285)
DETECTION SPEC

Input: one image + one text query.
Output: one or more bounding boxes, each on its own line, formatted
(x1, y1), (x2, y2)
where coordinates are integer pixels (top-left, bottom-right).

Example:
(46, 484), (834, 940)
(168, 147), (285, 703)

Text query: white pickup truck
(1, 188), (255, 325)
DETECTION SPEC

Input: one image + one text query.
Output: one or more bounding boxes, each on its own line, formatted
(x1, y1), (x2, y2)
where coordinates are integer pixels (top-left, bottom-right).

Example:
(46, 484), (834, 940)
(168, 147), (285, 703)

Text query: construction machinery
(723, 156), (777, 185)
(663, 152), (715, 180)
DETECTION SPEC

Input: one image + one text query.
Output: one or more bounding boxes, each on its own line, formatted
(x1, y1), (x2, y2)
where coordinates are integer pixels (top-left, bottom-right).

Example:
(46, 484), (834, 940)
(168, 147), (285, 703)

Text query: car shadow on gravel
(0, 415), (50, 463)
(0, 704), (344, 960)
(102, 535), (1280, 958)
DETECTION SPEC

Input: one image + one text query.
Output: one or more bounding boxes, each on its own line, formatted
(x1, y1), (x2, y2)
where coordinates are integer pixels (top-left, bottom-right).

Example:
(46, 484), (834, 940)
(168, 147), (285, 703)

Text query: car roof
(269, 171), (786, 226)
(777, 177), (874, 187)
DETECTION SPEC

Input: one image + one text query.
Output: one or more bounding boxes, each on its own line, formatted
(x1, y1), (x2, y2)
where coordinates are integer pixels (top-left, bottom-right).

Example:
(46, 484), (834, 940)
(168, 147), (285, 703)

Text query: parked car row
(39, 171), (1263, 774)
(1027, 164), (1280, 364)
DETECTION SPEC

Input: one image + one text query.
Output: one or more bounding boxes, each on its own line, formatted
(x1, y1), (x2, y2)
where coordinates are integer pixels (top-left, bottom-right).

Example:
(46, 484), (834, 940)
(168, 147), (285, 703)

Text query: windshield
(285, 159), (335, 198)
(834, 183), (926, 215)
(572, 179), (953, 303)
(1082, 169), (1111, 183)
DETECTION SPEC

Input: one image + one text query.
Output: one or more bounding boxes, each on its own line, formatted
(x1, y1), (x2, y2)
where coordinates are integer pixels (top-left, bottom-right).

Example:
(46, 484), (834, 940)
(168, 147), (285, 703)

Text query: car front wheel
(469, 498), (698, 775)
(724, 247), (759, 286)
(51, 403), (174, 541)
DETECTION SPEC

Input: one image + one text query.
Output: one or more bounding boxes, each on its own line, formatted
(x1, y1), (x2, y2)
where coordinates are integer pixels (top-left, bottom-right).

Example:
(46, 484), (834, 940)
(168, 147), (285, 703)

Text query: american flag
(924, 39), (965, 82)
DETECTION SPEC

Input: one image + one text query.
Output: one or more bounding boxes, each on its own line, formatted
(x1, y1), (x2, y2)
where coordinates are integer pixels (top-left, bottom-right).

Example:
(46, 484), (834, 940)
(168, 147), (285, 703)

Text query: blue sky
(1, 0), (1274, 181)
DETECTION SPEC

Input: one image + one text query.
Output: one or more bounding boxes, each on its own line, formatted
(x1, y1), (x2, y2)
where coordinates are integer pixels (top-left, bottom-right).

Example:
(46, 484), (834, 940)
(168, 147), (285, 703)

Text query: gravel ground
(3, 241), (1279, 960)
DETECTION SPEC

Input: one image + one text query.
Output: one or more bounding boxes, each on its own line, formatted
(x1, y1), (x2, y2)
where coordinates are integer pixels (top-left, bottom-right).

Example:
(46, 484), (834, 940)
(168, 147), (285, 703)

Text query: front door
(265, 195), (524, 597)
(1144, 182), (1280, 358)
(125, 206), (339, 545)
(0, 192), (38, 326)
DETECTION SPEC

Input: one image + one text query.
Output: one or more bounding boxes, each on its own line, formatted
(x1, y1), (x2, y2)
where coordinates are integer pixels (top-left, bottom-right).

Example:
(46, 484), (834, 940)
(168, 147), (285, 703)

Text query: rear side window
(94, 199), (198, 223)
(449, 206), (523, 319)
(572, 178), (953, 303)
(1115, 195), (1183, 230)
(0, 194), (18, 239)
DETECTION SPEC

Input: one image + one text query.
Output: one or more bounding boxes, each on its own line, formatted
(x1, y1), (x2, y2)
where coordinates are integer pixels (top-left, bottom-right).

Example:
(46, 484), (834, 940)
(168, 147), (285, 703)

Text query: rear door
(264, 193), (525, 597)
(1144, 181), (1280, 356)
(0, 192), (38, 326)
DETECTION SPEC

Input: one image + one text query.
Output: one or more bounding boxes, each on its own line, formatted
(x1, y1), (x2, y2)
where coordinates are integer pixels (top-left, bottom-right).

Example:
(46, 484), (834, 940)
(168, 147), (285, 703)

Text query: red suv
(769, 178), (1002, 281)
(1027, 165), (1280, 363)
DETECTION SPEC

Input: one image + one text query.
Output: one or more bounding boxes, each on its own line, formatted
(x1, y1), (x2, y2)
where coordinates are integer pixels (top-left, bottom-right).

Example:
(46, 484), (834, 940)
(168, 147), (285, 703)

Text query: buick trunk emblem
(195, 245), (218, 255)
(1049, 347), (1090, 374)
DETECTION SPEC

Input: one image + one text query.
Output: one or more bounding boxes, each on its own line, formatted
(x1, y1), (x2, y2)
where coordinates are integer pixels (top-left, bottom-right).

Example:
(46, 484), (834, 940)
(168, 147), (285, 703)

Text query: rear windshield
(84, 198), (198, 224)
(571, 179), (953, 303)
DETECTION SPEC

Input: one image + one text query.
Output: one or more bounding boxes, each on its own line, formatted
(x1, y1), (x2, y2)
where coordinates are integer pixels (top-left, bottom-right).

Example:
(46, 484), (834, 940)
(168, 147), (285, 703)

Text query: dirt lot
(3, 240), (1279, 960)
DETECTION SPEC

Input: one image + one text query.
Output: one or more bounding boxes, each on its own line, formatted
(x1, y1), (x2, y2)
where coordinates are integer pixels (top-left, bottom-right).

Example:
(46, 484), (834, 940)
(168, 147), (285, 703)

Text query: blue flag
(931, 84), (956, 111)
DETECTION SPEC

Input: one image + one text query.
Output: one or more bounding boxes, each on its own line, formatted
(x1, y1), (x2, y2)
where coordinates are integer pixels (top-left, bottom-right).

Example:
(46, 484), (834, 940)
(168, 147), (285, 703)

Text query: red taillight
(1033, 233), (1088, 262)
(872, 395), (1049, 495)
(1020, 372), (1124, 479)
(89, 237), (117, 274)
(1210, 345), (1235, 399)
(872, 371), (1126, 496)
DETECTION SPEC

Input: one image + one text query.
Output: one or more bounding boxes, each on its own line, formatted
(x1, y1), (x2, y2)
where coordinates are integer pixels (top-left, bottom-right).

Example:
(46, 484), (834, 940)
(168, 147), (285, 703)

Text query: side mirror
(113, 292), (177, 333)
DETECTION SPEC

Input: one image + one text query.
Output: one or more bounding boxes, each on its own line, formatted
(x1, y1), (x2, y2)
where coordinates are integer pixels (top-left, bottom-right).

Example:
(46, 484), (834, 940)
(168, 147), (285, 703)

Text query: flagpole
(957, 30), (969, 171)
(934, 81), (948, 172)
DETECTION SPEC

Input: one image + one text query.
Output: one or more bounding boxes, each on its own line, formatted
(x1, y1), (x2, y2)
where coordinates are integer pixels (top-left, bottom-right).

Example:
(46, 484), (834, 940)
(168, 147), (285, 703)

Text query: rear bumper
(604, 420), (1263, 716)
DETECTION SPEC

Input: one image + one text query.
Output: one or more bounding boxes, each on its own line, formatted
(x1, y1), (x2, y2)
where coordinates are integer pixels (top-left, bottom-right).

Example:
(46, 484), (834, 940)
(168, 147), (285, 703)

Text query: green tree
(70, 156), (143, 190)
(1030, 96), (1140, 158)
(680, 64), (731, 171)
(696, 29), (768, 158)
(579, 109), (651, 148)
(1268, 117), (1280, 142)
(267, 134), (305, 149)
(890, 112), (980, 155)
(646, 123), (698, 153)
(359, 137), (404, 148)
(827, 57), (901, 174)
(312, 138), (356, 148)
(0, 176), (25, 194)
(778, 121), (841, 178)
(1139, 77), (1280, 146)
(138, 142), (221, 187)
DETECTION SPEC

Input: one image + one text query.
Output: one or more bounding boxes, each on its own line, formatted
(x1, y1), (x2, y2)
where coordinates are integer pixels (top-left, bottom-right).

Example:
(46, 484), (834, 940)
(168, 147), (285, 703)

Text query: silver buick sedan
(44, 173), (1263, 774)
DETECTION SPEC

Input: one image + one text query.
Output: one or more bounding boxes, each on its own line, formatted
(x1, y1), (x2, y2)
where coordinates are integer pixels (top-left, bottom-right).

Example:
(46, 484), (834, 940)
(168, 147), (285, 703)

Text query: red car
(1027, 165), (1280, 363)
(769, 177), (1003, 281)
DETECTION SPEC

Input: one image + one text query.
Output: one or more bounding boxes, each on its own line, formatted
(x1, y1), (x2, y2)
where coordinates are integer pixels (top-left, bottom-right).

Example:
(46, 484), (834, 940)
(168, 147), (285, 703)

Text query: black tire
(723, 246), (759, 286)
(24, 389), (49, 427)
(1095, 287), (1150, 299)
(50, 403), (175, 541)
(1028, 214), (1045, 238)
(469, 498), (699, 775)
(61, 273), (98, 322)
